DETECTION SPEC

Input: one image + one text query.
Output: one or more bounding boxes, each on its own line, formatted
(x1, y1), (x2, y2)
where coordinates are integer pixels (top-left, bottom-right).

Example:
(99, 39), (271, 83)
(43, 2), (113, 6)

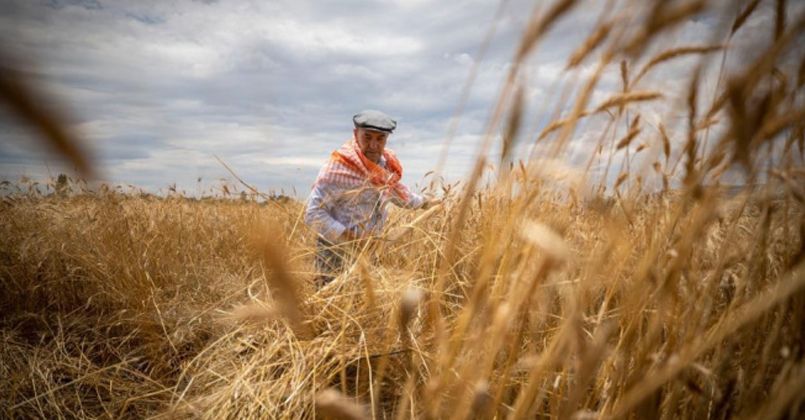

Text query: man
(305, 110), (437, 286)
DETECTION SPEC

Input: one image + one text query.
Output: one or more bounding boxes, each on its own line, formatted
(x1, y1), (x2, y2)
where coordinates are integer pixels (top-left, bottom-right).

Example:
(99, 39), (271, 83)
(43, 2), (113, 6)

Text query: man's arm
(304, 183), (348, 243)
(387, 182), (423, 209)
(390, 184), (441, 210)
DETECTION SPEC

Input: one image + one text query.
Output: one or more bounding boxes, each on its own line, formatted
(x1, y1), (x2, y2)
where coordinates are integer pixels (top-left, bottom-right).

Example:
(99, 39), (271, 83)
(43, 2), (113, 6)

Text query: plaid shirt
(305, 155), (423, 243)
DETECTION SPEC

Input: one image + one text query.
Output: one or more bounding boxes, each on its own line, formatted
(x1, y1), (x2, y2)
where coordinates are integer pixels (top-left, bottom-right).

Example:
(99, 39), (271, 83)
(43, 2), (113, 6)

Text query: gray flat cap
(353, 110), (397, 133)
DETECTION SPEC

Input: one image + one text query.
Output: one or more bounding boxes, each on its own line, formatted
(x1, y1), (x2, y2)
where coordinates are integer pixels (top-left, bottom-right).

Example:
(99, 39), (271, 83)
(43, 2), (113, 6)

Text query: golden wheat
(2, 0), (804, 418)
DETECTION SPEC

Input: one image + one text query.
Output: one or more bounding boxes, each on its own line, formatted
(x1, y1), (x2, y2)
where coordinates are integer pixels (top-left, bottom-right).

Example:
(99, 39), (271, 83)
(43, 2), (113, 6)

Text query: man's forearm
(304, 185), (349, 242)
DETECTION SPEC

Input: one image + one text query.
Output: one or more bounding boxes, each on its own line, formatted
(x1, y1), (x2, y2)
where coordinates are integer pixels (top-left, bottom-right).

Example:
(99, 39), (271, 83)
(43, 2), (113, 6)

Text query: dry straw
(2, 0), (804, 418)
(593, 91), (664, 113)
(0, 53), (93, 177)
(632, 44), (723, 85)
(315, 389), (369, 420)
(566, 21), (613, 68)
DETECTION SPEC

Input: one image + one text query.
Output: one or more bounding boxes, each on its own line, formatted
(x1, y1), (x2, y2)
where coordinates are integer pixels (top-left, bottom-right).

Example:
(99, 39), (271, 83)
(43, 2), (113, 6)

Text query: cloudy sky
(0, 0), (798, 196)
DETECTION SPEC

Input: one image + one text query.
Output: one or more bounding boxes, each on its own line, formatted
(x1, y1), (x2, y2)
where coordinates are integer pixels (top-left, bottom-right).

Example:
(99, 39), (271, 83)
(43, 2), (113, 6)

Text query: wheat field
(2, 0), (804, 418)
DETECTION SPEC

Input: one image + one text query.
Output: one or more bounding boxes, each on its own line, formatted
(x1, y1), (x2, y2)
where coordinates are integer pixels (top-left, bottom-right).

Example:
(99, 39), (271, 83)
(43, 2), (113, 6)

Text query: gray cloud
(0, 0), (795, 196)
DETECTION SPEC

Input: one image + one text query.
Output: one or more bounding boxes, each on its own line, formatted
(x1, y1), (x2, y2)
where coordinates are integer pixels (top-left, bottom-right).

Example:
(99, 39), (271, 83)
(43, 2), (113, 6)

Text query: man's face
(354, 128), (388, 163)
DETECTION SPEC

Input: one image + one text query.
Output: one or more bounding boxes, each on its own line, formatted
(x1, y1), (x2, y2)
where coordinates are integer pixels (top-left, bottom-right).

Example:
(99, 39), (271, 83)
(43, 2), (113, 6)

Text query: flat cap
(353, 110), (397, 133)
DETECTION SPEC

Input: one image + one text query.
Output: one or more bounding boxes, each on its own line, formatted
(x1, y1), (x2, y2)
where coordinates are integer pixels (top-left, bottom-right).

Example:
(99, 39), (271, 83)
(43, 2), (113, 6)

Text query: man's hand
(341, 228), (362, 242)
(420, 195), (442, 210)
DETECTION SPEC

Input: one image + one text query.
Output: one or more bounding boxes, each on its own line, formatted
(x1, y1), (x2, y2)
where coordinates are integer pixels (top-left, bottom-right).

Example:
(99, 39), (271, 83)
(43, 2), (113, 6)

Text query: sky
(0, 0), (799, 197)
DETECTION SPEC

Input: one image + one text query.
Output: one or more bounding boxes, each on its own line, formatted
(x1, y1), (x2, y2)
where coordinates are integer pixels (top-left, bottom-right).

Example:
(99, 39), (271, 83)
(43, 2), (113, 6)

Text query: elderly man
(305, 110), (436, 286)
